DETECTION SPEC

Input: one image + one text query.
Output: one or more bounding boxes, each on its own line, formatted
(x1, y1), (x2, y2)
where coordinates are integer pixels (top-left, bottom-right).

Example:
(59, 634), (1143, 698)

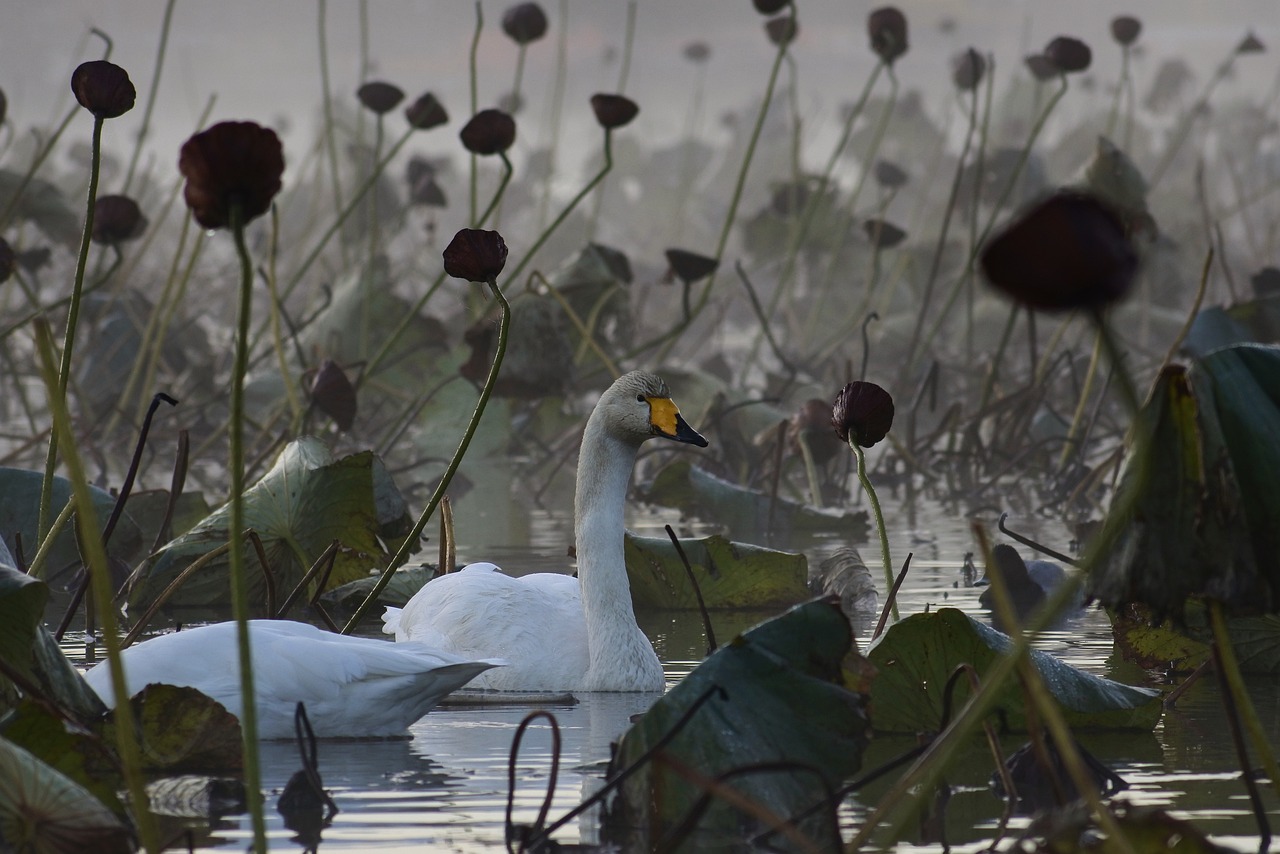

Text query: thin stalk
(34, 322), (160, 854)
(536, 0), (570, 230)
(1092, 311), (1142, 417)
(363, 113), (385, 352)
(229, 204), (267, 852)
(475, 151), (514, 228)
(469, 1), (483, 224)
(504, 131), (613, 289)
(1057, 325), (1103, 470)
(918, 75), (1069, 358)
(1148, 48), (1238, 191)
(1209, 600), (1280, 800)
(343, 275), (511, 632)
(903, 83), (981, 374)
(317, 0), (348, 268)
(1105, 44), (1131, 140)
(37, 114), (104, 545)
(493, 43), (526, 230)
(851, 440), (897, 622)
(977, 302), (1019, 413)
(121, 0), (176, 194)
(25, 497), (76, 580)
(0, 107), (77, 230)
(265, 207), (303, 424)
(360, 269), (448, 387)
(586, 0), (636, 239)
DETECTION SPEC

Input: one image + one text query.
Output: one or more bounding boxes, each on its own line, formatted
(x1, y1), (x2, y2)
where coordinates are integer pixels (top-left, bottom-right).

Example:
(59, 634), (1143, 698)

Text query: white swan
(382, 370), (708, 692)
(83, 620), (501, 738)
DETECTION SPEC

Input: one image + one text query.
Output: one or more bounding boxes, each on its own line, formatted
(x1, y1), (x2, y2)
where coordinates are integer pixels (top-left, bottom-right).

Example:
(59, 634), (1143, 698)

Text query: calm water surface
(71, 484), (1278, 851)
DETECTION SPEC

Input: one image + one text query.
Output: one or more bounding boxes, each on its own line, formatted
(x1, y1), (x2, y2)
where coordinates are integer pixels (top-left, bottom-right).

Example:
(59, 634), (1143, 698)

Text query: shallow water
(67, 487), (1280, 852)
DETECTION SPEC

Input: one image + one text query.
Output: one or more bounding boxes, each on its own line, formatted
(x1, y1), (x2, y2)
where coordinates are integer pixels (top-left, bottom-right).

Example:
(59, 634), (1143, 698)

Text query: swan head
(596, 371), (709, 448)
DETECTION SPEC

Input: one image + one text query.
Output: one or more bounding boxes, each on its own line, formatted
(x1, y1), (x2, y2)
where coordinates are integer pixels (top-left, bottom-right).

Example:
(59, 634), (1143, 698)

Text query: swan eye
(636, 394), (646, 404)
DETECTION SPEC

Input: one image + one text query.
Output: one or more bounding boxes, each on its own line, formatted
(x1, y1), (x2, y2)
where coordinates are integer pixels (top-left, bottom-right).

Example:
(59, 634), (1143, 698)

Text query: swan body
(383, 371), (708, 692)
(83, 621), (501, 738)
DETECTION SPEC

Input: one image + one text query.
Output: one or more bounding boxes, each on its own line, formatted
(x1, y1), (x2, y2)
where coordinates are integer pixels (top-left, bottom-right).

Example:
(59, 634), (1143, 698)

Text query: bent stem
(34, 321), (161, 854)
(37, 114), (104, 545)
(1209, 600), (1280, 801)
(229, 204), (267, 852)
(343, 276), (511, 633)
(851, 439), (897, 622)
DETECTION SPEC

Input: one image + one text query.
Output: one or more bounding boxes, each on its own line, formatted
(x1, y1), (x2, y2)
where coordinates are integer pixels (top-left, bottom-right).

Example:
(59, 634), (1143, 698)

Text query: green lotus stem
(475, 151), (514, 228)
(977, 301), (1019, 413)
(1092, 311), (1142, 417)
(33, 321), (161, 854)
(504, 131), (613, 289)
(469, 1), (483, 224)
(363, 112), (385, 352)
(1208, 600), (1280, 800)
(796, 433), (822, 508)
(695, 5), (792, 311)
(25, 497), (75, 580)
(851, 439), (897, 622)
(587, 0), (636, 240)
(37, 114), (103, 546)
(0, 111), (77, 231)
(121, 0), (175, 193)
(229, 203), (267, 853)
(535, 0), (570, 230)
(265, 208), (302, 425)
(494, 36), (531, 230)
(532, 271), (621, 377)
(903, 81), (981, 374)
(1057, 323), (1103, 470)
(917, 74), (1069, 360)
(1105, 43), (1131, 140)
(973, 528), (1138, 854)
(344, 275), (511, 633)
(317, 0), (348, 268)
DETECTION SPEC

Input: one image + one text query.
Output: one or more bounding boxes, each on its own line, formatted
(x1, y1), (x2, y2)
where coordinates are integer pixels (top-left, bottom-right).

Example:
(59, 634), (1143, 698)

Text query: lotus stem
(1209, 600), (1280, 801)
(121, 0), (175, 194)
(1057, 323), (1103, 470)
(469, 1), (483, 224)
(344, 275), (511, 633)
(851, 439), (897, 622)
(37, 114), (103, 545)
(229, 203), (267, 852)
(535, 0), (569, 231)
(33, 321), (161, 854)
(587, 0), (637, 239)
(316, 0), (348, 268)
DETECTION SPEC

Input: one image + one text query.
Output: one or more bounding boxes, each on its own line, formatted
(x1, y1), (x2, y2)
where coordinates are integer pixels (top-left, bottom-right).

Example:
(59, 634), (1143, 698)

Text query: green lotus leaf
(866, 608), (1161, 733)
(624, 532), (809, 610)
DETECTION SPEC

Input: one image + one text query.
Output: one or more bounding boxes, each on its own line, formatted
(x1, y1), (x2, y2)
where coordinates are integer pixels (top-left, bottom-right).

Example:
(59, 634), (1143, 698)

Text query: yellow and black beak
(647, 397), (709, 447)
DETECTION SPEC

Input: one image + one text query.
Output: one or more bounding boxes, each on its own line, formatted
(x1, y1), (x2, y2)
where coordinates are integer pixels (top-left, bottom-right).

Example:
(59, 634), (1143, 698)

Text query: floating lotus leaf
(99, 684), (242, 774)
(624, 532), (809, 610)
(603, 599), (868, 851)
(1, 700), (122, 813)
(866, 608), (1161, 733)
(0, 735), (133, 854)
(1112, 603), (1280, 674)
(127, 438), (412, 611)
(642, 459), (869, 538)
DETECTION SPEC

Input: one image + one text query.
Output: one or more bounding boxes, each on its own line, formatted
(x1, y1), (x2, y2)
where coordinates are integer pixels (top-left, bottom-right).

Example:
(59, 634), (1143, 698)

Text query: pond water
(66, 478), (1280, 852)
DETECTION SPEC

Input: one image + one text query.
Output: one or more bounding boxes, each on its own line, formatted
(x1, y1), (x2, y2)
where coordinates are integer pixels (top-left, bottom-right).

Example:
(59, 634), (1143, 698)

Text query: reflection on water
(67, 494), (1277, 851)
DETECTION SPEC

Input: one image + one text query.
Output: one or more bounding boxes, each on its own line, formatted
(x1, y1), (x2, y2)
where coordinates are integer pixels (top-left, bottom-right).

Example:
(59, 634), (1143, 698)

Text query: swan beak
(648, 397), (709, 447)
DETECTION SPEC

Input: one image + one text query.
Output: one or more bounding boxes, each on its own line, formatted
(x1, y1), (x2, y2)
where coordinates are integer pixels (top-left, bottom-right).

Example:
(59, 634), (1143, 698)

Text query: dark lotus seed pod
(952, 48), (986, 91)
(310, 359), (357, 431)
(867, 7), (908, 65)
(665, 248), (718, 284)
(1110, 16), (1142, 47)
(874, 160), (909, 189)
(91, 194), (146, 245)
(683, 41), (711, 63)
(589, 94), (639, 129)
(502, 3), (549, 45)
(16, 246), (51, 274)
(459, 109), (516, 155)
(443, 228), (508, 282)
(832, 381), (895, 448)
(178, 121), (285, 230)
(71, 60), (136, 119)
(1044, 36), (1092, 73)
(405, 92), (449, 129)
(765, 16), (799, 46)
(1236, 32), (1265, 54)
(1024, 53), (1061, 81)
(357, 81), (405, 115)
(752, 0), (790, 14)
(863, 219), (906, 248)
(980, 191), (1137, 313)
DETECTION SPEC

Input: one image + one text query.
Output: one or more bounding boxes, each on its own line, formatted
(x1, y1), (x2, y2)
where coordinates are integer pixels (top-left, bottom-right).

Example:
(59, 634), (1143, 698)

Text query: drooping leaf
(0, 468), (144, 580)
(0, 735), (134, 854)
(866, 608), (1161, 733)
(0, 562), (107, 722)
(99, 685), (242, 774)
(1, 700), (123, 814)
(1111, 602), (1280, 674)
(602, 599), (869, 851)
(624, 532), (809, 610)
(127, 438), (413, 611)
(642, 459), (869, 538)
